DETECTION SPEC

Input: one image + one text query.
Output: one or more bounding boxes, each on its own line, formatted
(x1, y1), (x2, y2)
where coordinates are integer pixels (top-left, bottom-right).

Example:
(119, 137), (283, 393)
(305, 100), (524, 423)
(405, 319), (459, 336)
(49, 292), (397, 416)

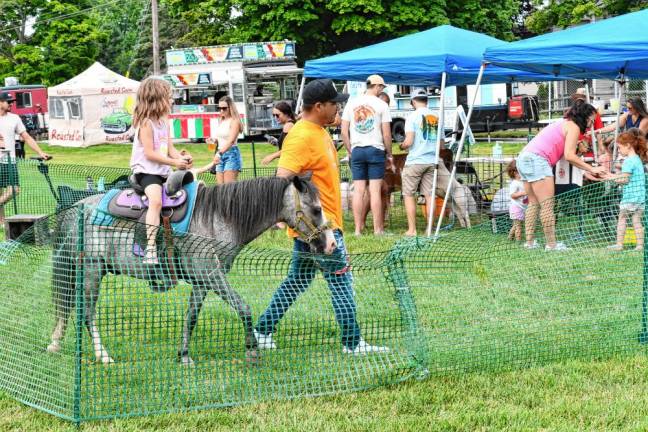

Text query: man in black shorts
(0, 92), (50, 221)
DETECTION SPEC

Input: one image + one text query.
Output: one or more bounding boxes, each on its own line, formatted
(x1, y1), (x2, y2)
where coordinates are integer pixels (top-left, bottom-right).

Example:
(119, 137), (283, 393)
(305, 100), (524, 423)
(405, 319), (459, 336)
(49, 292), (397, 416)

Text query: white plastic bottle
(492, 141), (503, 159)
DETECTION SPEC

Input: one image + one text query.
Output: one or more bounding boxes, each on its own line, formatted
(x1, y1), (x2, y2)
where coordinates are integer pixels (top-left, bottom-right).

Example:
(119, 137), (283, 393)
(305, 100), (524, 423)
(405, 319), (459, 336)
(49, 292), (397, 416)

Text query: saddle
(106, 170), (195, 223)
(91, 170), (199, 293)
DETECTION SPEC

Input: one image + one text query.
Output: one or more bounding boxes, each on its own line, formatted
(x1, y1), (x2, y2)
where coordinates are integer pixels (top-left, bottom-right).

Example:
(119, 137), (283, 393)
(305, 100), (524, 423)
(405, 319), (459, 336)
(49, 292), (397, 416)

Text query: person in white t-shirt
(0, 92), (50, 219)
(400, 90), (440, 236)
(341, 74), (394, 235)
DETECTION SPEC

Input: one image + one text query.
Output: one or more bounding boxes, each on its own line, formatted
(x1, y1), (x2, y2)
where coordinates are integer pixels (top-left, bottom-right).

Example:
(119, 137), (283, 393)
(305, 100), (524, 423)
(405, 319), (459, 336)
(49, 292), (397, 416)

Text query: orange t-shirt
(278, 119), (343, 236)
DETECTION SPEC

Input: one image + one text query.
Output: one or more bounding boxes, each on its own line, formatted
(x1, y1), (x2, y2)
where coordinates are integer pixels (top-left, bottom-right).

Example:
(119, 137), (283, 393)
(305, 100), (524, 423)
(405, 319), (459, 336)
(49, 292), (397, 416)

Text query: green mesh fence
(0, 204), (421, 422)
(0, 161), (646, 423)
(0, 158), (501, 235)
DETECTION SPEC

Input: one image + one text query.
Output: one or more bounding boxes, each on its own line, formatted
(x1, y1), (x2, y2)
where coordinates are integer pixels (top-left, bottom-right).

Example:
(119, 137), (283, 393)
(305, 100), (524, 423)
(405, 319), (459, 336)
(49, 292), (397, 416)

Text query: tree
(527, 0), (648, 35)
(0, 0), (107, 86)
(128, 0), (188, 79)
(0, 0), (45, 82)
(94, 0), (146, 77)
(167, 0), (521, 63)
(446, 0), (520, 42)
(512, 0), (537, 39)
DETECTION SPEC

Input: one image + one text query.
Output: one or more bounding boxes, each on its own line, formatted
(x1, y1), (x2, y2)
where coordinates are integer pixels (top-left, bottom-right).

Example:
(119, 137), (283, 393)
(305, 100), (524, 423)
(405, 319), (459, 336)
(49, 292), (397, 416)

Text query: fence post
(251, 141), (258, 178)
(384, 241), (429, 376)
(640, 180), (648, 343)
(73, 204), (85, 424)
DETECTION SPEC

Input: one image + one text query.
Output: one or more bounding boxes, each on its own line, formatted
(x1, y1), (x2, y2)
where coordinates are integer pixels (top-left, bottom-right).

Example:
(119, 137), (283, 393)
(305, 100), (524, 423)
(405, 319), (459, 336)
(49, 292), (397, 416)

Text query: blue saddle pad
(90, 181), (199, 236)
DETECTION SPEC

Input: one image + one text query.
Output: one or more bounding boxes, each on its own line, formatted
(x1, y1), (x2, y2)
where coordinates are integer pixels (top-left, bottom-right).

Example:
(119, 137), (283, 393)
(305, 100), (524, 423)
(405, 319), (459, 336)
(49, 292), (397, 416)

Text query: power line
(0, 0), (124, 35)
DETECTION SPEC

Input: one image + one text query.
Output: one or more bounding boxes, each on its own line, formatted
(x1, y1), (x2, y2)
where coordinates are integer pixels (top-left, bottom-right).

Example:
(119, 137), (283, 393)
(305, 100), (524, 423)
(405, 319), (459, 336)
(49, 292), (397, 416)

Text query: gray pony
(47, 175), (334, 365)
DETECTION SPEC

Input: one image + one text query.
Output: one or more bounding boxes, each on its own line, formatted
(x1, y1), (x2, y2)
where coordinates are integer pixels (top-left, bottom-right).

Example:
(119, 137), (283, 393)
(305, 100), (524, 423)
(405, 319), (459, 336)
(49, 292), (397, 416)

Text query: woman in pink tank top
(516, 100), (605, 251)
(130, 77), (194, 264)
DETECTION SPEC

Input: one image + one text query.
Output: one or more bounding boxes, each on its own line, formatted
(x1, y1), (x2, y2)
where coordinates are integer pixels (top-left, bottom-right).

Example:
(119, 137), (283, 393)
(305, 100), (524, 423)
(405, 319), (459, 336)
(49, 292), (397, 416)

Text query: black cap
(302, 79), (349, 105)
(0, 92), (15, 102)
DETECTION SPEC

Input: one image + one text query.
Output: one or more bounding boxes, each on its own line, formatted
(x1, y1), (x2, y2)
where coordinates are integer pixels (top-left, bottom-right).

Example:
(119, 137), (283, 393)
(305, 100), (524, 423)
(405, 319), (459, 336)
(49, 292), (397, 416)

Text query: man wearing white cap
(341, 74), (393, 235)
(400, 89), (440, 236)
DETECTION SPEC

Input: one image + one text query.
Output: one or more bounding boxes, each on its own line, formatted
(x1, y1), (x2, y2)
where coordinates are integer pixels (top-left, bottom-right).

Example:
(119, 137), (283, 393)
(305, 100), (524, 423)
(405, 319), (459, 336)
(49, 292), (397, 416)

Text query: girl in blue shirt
(606, 129), (647, 251)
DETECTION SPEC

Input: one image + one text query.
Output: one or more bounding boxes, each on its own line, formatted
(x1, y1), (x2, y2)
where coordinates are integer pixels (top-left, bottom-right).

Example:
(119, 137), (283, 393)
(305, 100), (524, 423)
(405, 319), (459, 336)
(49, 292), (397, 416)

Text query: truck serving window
(232, 83), (244, 102)
(15, 92), (32, 108)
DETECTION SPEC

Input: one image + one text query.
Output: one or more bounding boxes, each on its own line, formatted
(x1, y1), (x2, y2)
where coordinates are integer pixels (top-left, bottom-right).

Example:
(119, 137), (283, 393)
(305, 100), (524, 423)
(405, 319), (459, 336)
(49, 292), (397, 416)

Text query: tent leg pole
(434, 63), (485, 239)
(585, 82), (598, 160)
(426, 72), (447, 237)
(612, 77), (625, 165)
(296, 75), (306, 114)
(548, 82), (553, 120)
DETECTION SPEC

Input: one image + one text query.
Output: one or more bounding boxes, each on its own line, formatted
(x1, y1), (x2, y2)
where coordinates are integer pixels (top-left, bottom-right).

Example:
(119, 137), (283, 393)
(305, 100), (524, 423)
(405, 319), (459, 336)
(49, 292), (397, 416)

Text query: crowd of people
(505, 93), (647, 252)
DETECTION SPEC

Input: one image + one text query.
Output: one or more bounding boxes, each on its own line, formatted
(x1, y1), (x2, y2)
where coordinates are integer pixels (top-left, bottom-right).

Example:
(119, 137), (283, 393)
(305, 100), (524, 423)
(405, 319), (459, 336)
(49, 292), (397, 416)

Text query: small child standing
(507, 160), (527, 241)
(605, 129), (647, 251)
(130, 77), (192, 264)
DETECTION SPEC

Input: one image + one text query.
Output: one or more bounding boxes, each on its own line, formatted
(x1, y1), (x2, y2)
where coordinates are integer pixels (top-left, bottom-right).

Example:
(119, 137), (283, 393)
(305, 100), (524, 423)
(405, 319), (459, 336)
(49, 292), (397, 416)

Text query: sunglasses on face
(217, 106), (229, 111)
(273, 113), (281, 118)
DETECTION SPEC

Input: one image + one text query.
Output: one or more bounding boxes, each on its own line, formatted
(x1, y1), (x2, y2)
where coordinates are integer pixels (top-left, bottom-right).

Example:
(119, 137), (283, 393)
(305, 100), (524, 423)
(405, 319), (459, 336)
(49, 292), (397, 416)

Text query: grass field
(2, 140), (647, 431)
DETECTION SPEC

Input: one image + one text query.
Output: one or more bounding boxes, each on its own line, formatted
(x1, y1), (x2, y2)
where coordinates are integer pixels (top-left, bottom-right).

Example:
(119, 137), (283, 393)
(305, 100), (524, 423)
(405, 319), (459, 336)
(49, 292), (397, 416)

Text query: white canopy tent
(48, 62), (140, 147)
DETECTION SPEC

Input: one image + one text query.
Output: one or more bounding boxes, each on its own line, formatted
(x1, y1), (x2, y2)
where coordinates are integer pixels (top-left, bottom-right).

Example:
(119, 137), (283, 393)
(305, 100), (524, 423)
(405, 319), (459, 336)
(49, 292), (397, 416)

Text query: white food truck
(164, 41), (302, 141)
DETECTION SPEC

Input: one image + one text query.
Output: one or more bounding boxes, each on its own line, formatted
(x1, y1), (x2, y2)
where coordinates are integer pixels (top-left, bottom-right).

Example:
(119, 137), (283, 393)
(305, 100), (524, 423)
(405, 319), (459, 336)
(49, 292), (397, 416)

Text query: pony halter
(290, 187), (330, 244)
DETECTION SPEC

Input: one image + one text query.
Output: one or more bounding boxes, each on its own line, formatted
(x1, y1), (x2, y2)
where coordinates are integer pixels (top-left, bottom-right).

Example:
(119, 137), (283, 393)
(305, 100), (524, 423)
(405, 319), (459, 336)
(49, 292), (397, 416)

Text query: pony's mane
(194, 176), (318, 242)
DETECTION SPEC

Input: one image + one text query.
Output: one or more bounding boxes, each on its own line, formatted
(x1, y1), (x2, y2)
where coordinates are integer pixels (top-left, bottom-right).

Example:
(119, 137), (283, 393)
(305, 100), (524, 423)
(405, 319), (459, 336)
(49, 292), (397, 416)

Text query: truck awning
(245, 66), (303, 77)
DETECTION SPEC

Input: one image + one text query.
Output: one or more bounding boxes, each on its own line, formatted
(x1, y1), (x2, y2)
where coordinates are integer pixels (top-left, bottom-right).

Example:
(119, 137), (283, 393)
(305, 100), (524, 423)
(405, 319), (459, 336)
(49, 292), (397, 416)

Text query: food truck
(164, 41), (302, 140)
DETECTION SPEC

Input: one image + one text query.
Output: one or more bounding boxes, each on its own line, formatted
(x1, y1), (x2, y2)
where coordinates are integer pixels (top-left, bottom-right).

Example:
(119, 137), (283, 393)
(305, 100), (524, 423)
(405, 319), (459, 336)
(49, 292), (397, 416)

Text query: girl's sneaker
(607, 244), (624, 251)
(523, 240), (539, 250)
(545, 242), (568, 251)
(143, 247), (159, 265)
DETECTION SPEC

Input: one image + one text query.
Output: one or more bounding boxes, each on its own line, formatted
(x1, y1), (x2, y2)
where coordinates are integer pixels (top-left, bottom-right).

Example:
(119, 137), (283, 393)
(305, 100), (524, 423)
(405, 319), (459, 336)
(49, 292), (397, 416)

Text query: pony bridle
(290, 187), (330, 244)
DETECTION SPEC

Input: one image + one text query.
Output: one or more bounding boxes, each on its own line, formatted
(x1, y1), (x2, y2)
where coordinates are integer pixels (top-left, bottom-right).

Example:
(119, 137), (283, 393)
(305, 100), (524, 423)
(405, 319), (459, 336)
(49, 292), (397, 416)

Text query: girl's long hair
(563, 99), (597, 133)
(274, 101), (296, 123)
(219, 96), (242, 130)
(627, 97), (648, 118)
(618, 129), (648, 162)
(506, 160), (518, 179)
(132, 77), (172, 128)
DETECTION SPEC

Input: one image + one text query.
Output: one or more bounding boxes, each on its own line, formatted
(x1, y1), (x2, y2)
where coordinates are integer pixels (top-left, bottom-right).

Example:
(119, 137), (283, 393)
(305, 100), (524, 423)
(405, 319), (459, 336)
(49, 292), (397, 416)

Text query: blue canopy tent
(304, 25), (561, 236)
(482, 9), (648, 169)
(304, 24), (558, 86)
(483, 9), (648, 80)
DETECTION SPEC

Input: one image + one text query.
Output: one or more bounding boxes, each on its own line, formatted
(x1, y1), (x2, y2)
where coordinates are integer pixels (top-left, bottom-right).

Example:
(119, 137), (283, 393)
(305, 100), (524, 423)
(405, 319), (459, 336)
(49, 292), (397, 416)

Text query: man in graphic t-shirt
(400, 89), (467, 236)
(0, 91), (50, 221)
(341, 74), (393, 235)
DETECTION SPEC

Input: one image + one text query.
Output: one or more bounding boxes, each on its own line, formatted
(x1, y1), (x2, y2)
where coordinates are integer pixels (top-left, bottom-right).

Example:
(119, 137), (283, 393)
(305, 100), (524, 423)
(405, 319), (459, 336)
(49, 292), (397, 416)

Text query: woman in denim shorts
(208, 96), (243, 184)
(517, 100), (606, 251)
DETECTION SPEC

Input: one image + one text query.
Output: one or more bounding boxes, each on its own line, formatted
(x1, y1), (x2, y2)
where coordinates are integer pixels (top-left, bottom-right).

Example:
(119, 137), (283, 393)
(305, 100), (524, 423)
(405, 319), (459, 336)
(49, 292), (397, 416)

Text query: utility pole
(151, 0), (160, 75)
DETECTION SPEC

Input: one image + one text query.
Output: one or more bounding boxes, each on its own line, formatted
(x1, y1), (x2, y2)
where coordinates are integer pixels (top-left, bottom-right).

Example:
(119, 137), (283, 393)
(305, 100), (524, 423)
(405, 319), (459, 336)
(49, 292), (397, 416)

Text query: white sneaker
(254, 330), (277, 350)
(523, 240), (539, 250)
(343, 338), (390, 355)
(545, 242), (568, 251)
(142, 247), (159, 265)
